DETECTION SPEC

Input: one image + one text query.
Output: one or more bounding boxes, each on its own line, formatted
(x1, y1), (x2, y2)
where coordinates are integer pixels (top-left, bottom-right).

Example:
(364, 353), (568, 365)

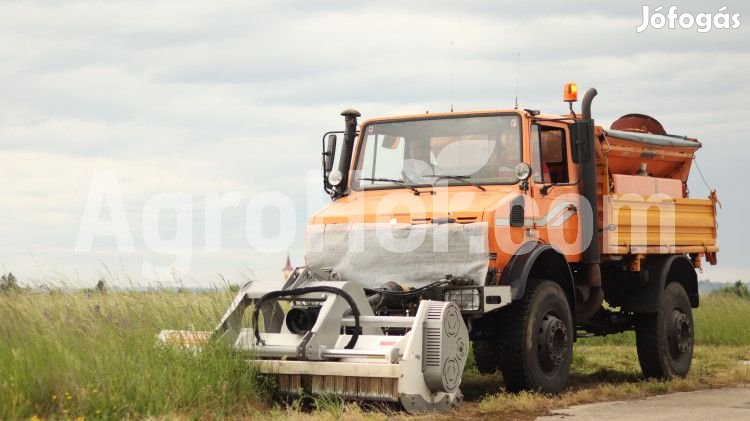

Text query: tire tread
(499, 279), (541, 392)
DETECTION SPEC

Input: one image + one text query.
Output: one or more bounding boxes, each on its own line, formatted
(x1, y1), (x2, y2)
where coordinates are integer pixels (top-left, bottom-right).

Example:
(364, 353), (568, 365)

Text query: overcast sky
(0, 1), (747, 288)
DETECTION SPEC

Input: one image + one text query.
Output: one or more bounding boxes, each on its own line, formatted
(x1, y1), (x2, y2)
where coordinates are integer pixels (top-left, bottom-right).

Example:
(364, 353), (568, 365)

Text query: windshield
(353, 115), (522, 190)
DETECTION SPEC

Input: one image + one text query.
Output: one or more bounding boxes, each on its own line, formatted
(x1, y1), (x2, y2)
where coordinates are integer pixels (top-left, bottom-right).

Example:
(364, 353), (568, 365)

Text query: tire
(635, 281), (694, 379)
(498, 279), (574, 393)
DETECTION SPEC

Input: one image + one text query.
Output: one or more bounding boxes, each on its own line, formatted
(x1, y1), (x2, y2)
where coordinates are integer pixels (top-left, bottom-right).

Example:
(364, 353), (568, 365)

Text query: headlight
(514, 162), (531, 181)
(444, 288), (480, 312)
(328, 169), (343, 186)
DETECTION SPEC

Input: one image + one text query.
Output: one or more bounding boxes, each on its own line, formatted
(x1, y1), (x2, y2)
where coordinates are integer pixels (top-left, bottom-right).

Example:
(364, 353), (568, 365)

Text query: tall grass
(0, 290), (271, 419)
(693, 294), (750, 345)
(1, 290), (748, 419)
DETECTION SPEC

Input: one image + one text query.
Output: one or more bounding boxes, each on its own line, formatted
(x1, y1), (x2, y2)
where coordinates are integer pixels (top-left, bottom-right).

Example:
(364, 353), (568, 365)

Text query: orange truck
(312, 84), (719, 393)
(162, 84), (719, 411)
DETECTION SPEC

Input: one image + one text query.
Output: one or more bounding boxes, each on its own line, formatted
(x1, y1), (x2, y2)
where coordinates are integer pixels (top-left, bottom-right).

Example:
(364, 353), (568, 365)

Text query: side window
(531, 125), (569, 184)
(531, 125), (543, 183)
(358, 134), (406, 184)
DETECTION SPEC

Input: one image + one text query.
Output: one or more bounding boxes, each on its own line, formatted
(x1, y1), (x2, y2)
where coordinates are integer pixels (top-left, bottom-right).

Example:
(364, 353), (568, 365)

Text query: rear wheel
(498, 279), (573, 393)
(635, 281), (694, 379)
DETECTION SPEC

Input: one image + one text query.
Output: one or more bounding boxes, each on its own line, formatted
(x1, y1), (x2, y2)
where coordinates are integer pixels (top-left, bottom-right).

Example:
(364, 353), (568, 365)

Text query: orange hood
(310, 186), (518, 225)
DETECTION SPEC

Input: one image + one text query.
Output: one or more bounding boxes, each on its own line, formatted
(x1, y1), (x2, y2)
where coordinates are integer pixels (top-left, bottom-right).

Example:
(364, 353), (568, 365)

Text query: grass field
(1, 290), (748, 419)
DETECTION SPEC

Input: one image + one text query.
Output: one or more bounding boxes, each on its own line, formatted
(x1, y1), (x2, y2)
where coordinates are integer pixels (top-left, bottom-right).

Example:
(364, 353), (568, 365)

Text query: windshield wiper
(355, 177), (428, 195)
(425, 175), (486, 191)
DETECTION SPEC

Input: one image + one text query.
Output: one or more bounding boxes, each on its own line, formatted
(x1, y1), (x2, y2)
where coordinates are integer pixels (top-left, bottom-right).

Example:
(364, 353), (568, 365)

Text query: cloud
(0, 1), (748, 285)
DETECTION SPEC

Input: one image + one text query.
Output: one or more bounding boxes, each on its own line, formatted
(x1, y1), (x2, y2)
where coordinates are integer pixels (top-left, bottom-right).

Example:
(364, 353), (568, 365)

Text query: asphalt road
(537, 387), (750, 421)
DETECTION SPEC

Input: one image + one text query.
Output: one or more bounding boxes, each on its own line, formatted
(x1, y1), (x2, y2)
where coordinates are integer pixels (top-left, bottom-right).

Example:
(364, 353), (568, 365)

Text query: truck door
(529, 122), (584, 259)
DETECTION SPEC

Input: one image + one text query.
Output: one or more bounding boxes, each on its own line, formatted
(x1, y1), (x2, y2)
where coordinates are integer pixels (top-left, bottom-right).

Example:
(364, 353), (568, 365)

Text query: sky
(0, 0), (748, 288)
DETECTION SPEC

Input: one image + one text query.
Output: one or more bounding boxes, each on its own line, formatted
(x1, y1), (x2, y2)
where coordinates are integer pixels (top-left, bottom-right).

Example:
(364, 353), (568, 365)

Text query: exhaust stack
(335, 108), (361, 197)
(577, 88), (603, 321)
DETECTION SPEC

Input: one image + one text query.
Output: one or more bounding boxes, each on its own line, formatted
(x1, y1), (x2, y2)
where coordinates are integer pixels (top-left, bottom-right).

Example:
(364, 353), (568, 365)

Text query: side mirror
(323, 134), (337, 173)
(570, 122), (591, 164)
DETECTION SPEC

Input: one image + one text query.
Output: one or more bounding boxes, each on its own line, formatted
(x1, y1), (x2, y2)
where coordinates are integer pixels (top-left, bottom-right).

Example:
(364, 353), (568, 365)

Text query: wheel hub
(670, 310), (692, 355)
(537, 314), (568, 373)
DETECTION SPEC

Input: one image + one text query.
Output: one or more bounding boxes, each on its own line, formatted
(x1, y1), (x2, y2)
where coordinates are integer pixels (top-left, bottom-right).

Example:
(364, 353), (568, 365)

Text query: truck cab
(314, 104), (597, 308)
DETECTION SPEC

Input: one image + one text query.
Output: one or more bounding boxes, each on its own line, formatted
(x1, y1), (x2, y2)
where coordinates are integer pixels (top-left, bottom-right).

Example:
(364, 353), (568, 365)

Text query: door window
(531, 124), (569, 184)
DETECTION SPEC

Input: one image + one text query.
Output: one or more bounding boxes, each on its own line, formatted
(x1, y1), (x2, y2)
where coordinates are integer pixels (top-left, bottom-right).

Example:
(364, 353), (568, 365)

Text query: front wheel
(498, 279), (573, 393)
(635, 281), (694, 379)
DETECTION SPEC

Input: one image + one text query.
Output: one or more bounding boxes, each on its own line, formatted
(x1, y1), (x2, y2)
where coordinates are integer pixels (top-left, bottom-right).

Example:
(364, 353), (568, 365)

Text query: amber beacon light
(563, 82), (578, 102)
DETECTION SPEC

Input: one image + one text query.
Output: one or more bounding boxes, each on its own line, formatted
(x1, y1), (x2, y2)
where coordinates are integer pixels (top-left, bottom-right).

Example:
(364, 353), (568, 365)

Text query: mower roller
(159, 267), (470, 413)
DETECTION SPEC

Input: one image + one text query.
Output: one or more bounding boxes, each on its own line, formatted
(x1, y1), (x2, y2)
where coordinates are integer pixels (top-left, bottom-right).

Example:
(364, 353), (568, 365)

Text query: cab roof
(359, 109), (575, 127)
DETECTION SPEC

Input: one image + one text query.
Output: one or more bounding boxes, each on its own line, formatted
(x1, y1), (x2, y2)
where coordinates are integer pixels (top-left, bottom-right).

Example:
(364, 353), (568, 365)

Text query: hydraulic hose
(363, 280), (448, 297)
(251, 286), (362, 349)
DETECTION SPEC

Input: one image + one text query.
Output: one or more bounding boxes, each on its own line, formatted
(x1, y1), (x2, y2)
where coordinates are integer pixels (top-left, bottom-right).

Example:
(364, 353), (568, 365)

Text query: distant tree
(95, 279), (108, 293)
(712, 280), (750, 299)
(0, 272), (18, 291)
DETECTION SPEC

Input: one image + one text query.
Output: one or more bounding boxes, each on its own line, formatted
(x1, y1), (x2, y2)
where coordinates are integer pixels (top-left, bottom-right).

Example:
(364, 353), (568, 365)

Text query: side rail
(603, 194), (718, 255)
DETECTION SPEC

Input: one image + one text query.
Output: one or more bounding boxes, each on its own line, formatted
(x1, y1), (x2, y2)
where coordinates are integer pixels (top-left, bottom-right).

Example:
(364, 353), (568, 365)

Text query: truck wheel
(635, 281), (694, 379)
(498, 279), (573, 393)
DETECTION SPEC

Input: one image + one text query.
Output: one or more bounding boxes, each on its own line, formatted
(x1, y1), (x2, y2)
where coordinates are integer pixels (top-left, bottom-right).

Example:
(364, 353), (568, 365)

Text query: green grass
(0, 290), (272, 419)
(693, 294), (750, 345)
(0, 290), (748, 419)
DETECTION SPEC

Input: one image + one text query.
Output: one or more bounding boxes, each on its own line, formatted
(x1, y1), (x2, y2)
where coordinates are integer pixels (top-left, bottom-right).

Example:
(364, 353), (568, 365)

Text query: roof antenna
(450, 41), (455, 112)
(514, 52), (520, 109)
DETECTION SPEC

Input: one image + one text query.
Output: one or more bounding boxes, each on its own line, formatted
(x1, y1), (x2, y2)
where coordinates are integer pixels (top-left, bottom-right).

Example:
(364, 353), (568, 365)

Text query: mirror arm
(540, 184), (557, 196)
